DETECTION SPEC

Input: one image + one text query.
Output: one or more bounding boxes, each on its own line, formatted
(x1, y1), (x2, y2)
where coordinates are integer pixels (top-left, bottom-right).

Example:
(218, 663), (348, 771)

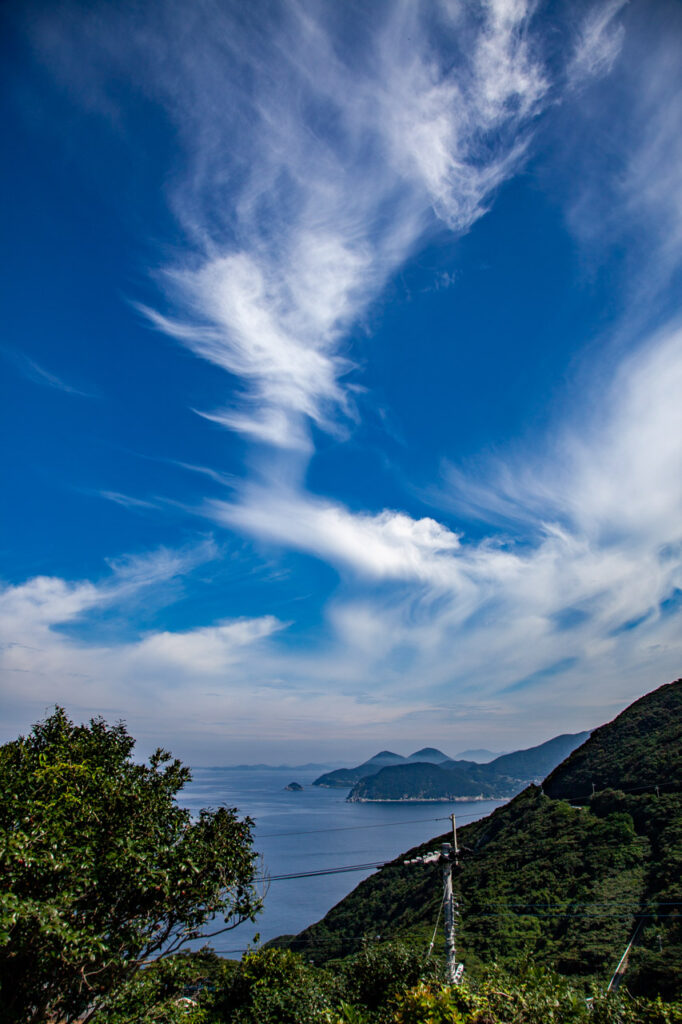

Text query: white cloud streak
(562, 0), (682, 302)
(0, 541), (288, 756)
(2, 326), (681, 756)
(2, 349), (94, 398)
(568, 0), (627, 82)
(111, 0), (554, 451)
(210, 492), (462, 585)
(198, 320), (682, 732)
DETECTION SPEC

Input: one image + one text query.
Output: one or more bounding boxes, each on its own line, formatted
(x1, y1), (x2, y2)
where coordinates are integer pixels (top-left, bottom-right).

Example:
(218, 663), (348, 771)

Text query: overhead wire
(255, 808), (504, 839)
(205, 904), (680, 957)
(232, 777), (680, 842)
(195, 780), (680, 957)
(245, 782), (682, 884)
(425, 891), (445, 960)
(255, 860), (386, 882)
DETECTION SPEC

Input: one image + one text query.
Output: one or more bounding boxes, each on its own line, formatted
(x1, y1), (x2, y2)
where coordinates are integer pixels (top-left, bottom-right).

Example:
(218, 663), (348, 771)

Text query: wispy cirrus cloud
(0, 539), (289, 754)
(2, 324), (680, 756)
(439, 325), (682, 541)
(568, 0), (627, 82)
(30, 0), (562, 452)
(24, 0), (632, 466)
(561, 0), (682, 304)
(197, 319), (682, 733)
(2, 348), (94, 398)
(208, 490), (463, 585)
(99, 491), (159, 512)
(0, 540), (217, 639)
(150, 0), (550, 450)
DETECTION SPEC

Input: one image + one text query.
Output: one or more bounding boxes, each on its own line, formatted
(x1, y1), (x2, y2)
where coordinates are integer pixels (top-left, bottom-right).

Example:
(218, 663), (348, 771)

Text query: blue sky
(2, 0), (681, 764)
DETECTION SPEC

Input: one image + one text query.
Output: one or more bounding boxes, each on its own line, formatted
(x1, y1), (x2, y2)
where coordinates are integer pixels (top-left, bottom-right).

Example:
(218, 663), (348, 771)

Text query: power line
(255, 808), (503, 839)
(240, 777), (680, 842)
(464, 911), (681, 919)
(465, 900), (682, 908)
(255, 860), (386, 882)
(205, 906), (679, 957)
(199, 780), (681, 957)
(556, 779), (681, 802)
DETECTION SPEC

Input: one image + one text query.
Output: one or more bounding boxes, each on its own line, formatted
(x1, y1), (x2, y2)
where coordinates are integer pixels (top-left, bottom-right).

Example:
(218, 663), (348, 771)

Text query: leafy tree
(392, 966), (682, 1024)
(0, 708), (260, 1024)
(102, 949), (233, 1024)
(216, 947), (338, 1023)
(338, 940), (441, 1020)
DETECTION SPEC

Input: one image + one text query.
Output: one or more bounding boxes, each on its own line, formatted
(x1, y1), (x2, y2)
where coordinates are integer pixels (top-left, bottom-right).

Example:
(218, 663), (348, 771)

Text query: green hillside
(279, 679), (682, 998)
(347, 761), (510, 801)
(544, 678), (682, 799)
(315, 749), (454, 790)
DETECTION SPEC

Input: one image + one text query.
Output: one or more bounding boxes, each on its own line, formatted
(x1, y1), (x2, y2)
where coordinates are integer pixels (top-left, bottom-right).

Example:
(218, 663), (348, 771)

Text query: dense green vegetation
(0, 709), (260, 1023)
(283, 680), (682, 1000)
(95, 944), (682, 1023)
(544, 678), (682, 800)
(345, 733), (589, 802)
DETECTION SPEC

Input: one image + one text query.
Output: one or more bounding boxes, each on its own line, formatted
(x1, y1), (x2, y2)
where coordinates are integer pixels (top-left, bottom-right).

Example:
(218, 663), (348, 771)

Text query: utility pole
(405, 834), (464, 985)
(450, 813), (459, 857)
(441, 843), (459, 983)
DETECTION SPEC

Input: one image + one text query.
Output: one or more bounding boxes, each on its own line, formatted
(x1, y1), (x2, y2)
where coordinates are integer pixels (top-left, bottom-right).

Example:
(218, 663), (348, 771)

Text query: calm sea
(180, 766), (505, 956)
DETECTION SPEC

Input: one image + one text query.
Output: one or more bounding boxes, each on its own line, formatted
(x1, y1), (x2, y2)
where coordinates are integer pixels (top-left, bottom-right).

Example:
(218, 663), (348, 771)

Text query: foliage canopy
(0, 708), (260, 1023)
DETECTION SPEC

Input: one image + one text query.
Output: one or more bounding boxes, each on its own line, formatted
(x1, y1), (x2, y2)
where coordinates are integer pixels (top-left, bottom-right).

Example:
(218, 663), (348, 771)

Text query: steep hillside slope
(280, 679), (682, 998)
(544, 678), (682, 799)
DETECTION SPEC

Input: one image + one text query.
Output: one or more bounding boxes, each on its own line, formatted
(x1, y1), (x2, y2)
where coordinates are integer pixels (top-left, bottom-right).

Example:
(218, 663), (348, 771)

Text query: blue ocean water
(180, 766), (505, 956)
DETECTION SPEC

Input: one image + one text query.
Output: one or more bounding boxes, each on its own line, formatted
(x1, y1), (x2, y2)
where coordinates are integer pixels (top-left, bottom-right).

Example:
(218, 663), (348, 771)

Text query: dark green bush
(216, 947), (338, 1023)
(338, 940), (442, 1021)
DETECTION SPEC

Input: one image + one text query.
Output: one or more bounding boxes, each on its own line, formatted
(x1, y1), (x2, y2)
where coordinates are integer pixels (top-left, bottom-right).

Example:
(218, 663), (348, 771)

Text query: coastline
(346, 794), (509, 803)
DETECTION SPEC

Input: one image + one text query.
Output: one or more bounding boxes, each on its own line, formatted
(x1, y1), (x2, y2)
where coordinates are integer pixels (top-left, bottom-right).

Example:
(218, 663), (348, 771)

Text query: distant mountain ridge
(454, 748), (504, 763)
(408, 747), (451, 763)
(313, 734), (589, 799)
(313, 748), (450, 788)
(347, 732), (590, 802)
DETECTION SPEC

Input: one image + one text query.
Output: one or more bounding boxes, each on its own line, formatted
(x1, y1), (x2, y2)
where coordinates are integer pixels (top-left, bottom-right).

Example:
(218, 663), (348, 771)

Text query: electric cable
(256, 809), (496, 838)
(425, 891), (445, 960)
(254, 860), (386, 882)
(197, 777), (681, 843)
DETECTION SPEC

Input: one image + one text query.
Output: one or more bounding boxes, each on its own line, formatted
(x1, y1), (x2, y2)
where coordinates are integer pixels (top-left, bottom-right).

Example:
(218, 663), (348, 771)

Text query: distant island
(313, 734), (590, 802)
(313, 748), (452, 789)
(284, 781), (303, 791)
